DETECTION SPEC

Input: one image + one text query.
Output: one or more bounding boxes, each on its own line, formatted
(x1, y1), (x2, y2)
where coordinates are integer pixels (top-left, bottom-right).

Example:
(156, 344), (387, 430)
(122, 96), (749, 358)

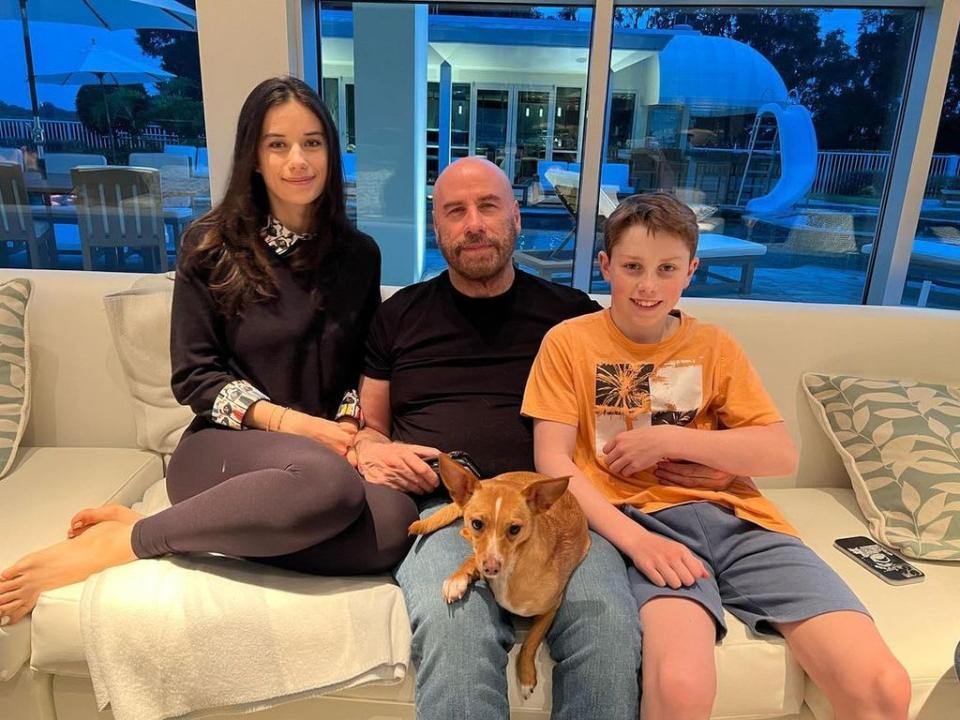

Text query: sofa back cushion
(0, 278), (31, 478)
(804, 372), (960, 560)
(104, 278), (193, 454)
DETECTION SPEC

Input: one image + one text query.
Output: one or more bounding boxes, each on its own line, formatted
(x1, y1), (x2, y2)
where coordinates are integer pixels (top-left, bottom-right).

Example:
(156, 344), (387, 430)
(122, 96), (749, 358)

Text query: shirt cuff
(212, 380), (269, 430)
(335, 389), (364, 428)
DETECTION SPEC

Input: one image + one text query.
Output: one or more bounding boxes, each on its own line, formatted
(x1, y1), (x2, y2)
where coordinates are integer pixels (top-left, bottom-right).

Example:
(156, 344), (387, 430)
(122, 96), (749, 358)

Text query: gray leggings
(131, 427), (419, 575)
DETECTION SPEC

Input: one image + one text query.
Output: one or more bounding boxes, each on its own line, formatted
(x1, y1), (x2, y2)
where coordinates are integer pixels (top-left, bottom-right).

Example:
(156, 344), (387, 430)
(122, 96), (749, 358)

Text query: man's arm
(603, 422), (797, 480)
(356, 375), (440, 494)
(534, 419), (707, 590)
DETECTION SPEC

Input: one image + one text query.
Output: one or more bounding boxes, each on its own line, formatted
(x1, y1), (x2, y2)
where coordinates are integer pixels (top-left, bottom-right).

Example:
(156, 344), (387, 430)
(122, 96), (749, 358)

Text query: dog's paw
(442, 574), (470, 604)
(519, 681), (536, 700)
(408, 519), (428, 535)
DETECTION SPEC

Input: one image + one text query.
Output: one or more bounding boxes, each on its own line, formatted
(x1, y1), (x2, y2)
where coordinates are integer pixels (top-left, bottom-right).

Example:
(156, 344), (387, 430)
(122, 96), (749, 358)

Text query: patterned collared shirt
(261, 215), (314, 255)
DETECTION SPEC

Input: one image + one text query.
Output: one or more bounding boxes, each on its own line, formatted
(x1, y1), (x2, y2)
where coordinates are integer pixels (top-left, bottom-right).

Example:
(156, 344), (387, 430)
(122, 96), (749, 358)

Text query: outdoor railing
(0, 117), (183, 152)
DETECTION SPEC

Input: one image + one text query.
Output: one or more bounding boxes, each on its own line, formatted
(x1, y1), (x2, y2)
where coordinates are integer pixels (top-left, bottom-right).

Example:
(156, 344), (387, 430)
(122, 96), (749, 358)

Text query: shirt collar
(262, 216), (313, 255)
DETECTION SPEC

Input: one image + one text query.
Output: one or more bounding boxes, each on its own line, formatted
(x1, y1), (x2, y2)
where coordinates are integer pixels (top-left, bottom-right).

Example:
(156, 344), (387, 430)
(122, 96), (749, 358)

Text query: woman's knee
(283, 450), (367, 522)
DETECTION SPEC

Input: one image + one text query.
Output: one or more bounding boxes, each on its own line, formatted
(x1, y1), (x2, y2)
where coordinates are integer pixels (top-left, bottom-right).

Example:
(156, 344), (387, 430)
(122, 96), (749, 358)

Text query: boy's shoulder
(545, 308), (607, 339)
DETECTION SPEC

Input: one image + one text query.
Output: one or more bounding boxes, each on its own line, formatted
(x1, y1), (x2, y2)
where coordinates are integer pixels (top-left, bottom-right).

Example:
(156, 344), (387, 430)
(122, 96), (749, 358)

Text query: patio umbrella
(0, 0), (195, 157)
(35, 42), (175, 153)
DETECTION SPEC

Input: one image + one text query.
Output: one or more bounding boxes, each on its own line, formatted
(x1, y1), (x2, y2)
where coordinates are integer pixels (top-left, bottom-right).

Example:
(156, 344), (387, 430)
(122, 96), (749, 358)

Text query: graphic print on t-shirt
(594, 360), (702, 457)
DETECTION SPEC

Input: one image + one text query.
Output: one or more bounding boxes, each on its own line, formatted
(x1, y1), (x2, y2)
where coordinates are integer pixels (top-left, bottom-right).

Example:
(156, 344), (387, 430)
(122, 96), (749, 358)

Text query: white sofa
(1, 267), (958, 720)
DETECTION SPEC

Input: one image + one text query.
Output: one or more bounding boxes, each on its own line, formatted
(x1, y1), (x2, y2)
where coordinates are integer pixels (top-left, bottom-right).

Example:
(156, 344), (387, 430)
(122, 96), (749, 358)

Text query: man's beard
(438, 222), (517, 282)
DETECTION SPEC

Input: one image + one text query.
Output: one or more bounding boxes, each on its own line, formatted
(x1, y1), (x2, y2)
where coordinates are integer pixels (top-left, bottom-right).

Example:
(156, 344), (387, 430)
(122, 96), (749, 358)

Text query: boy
(522, 192), (910, 720)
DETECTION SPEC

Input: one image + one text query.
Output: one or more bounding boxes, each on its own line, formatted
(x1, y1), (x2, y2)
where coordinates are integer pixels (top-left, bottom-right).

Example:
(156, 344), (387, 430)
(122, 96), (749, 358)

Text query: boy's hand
(602, 425), (676, 477)
(655, 461), (741, 491)
(626, 530), (709, 589)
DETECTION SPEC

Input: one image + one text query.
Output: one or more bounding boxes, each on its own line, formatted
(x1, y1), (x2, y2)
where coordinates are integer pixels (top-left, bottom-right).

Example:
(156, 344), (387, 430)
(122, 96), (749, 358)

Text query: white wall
(196, 0), (305, 202)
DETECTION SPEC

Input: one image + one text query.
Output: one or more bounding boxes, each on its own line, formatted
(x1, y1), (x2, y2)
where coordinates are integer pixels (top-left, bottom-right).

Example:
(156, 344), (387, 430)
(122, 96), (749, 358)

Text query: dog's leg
(517, 605), (559, 699)
(408, 503), (463, 535)
(442, 555), (480, 604)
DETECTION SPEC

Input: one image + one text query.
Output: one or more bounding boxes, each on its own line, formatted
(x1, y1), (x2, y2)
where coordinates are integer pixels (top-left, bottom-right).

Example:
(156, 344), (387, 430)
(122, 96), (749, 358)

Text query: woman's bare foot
(68, 504), (143, 538)
(0, 520), (139, 626)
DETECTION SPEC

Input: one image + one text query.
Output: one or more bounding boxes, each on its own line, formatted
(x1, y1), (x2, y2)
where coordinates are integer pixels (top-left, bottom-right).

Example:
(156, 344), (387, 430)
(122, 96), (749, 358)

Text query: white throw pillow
(0, 278), (32, 479)
(103, 279), (193, 454)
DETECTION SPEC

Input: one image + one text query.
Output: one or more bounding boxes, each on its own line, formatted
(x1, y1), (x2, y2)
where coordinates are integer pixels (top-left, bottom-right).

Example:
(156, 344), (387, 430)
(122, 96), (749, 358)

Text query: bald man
(356, 158), (641, 720)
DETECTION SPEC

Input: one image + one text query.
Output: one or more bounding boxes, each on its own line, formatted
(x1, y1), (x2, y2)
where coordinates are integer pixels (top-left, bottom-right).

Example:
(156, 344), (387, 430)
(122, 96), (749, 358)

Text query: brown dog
(409, 454), (590, 698)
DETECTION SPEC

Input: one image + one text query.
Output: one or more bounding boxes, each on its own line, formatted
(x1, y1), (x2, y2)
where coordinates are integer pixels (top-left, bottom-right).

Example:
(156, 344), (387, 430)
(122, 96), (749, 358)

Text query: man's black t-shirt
(364, 269), (600, 477)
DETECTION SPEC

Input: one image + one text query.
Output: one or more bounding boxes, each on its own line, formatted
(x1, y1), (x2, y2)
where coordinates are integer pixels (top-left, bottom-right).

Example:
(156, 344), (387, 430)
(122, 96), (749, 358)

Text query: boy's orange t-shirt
(522, 309), (797, 536)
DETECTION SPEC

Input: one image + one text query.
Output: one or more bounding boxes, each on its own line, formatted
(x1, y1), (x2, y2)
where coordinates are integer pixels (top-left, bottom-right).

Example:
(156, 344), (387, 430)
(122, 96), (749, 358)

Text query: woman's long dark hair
(182, 76), (348, 316)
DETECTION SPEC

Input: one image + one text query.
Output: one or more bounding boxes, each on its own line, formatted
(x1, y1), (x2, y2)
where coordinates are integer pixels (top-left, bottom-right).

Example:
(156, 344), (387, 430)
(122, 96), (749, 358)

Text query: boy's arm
(603, 421), (797, 479)
(534, 419), (708, 589)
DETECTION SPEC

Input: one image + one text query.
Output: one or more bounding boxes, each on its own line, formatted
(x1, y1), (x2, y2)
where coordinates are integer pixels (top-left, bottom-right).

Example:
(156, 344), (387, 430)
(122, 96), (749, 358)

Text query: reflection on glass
(515, 90), (550, 183)
(554, 86), (582, 164)
(902, 28), (960, 310)
(476, 88), (510, 170)
(586, 6), (919, 303)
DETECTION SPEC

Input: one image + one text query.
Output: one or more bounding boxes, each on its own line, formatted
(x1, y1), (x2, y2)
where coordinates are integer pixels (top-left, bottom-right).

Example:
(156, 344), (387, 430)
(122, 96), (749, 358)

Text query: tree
(75, 84), (150, 138)
(934, 37), (960, 154)
(148, 78), (205, 140)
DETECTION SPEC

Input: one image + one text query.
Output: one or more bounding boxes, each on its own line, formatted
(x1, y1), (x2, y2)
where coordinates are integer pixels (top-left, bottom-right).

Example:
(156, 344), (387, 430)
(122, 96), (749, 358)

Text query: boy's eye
(508, 524), (522, 536)
(660, 264), (677, 272)
(471, 518), (484, 531)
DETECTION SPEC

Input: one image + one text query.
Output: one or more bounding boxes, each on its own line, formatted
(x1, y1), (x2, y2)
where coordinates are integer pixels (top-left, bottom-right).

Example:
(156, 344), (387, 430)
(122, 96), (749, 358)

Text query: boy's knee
(644, 660), (715, 717)
(840, 659), (911, 716)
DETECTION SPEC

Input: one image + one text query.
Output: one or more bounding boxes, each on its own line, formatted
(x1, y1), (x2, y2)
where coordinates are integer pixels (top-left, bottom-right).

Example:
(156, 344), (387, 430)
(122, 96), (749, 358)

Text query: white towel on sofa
(80, 555), (411, 720)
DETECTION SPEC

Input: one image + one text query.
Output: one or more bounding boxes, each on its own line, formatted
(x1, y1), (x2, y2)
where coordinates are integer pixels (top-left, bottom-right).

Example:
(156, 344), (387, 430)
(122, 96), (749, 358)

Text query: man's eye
(471, 519), (484, 531)
(508, 524), (521, 536)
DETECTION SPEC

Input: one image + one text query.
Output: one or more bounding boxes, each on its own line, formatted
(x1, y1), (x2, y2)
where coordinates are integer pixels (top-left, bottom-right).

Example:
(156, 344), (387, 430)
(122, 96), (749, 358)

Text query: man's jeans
(395, 499), (641, 720)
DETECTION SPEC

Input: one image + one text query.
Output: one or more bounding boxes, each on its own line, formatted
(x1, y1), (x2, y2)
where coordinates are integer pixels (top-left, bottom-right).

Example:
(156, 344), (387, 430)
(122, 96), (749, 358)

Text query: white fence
(813, 151), (959, 197)
(0, 117), (182, 152)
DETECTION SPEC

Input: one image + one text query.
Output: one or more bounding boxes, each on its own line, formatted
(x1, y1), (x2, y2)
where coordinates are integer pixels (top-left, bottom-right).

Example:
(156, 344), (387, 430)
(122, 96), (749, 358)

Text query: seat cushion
(0, 447), (162, 680)
(766, 487), (960, 719)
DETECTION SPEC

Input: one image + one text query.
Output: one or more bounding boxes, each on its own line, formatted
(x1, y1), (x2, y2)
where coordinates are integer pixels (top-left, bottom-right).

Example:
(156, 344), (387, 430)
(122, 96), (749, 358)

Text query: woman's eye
(269, 141), (285, 149)
(471, 519), (484, 531)
(508, 524), (521, 536)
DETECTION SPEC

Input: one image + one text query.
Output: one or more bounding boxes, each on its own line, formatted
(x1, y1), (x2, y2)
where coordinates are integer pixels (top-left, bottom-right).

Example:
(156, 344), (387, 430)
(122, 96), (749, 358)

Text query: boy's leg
(699, 504), (910, 720)
(640, 597), (717, 720)
(395, 499), (515, 720)
(776, 612), (910, 720)
(546, 532), (642, 720)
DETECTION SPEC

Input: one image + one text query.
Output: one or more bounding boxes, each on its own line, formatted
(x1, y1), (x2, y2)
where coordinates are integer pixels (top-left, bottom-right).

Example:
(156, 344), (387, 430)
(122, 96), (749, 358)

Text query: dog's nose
(482, 558), (502, 576)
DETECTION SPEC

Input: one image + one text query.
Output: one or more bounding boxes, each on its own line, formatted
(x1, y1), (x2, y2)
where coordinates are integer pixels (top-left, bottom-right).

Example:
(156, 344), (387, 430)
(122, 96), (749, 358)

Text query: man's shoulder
(380, 273), (446, 312)
(515, 270), (601, 318)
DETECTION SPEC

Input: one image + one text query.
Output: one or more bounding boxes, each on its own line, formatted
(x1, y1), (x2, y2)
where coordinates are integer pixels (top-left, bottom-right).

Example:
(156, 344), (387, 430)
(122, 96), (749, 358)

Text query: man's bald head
(434, 157), (514, 206)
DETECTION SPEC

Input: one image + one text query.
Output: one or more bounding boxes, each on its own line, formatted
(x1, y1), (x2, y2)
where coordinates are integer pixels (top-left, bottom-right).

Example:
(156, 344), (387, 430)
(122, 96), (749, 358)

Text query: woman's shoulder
(338, 224), (380, 261)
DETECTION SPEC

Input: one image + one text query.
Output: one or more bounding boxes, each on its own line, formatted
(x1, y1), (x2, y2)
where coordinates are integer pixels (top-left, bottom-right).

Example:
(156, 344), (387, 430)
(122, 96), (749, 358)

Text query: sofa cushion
(0, 447), (163, 680)
(804, 373), (960, 560)
(0, 278), (31, 479)
(767, 487), (960, 720)
(103, 280), (192, 455)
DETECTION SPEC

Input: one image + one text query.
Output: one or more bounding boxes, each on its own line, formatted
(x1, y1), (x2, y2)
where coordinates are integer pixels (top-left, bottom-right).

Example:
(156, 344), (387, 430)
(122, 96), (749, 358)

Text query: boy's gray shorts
(622, 502), (869, 640)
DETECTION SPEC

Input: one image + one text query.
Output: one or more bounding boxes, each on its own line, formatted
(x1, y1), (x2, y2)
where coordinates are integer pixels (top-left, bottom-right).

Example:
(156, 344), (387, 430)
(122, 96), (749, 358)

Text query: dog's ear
(438, 453), (479, 507)
(523, 476), (570, 513)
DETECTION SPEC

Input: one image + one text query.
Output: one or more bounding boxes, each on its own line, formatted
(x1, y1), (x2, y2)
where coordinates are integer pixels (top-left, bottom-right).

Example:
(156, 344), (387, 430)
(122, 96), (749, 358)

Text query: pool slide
(745, 103), (818, 217)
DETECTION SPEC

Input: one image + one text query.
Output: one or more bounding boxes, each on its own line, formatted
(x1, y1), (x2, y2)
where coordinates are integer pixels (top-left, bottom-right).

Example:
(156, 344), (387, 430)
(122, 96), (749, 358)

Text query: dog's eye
(508, 524), (522, 536)
(471, 519), (484, 531)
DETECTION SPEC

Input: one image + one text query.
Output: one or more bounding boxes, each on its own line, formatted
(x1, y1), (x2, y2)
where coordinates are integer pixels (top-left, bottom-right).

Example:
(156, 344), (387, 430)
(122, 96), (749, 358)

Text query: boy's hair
(603, 192), (699, 258)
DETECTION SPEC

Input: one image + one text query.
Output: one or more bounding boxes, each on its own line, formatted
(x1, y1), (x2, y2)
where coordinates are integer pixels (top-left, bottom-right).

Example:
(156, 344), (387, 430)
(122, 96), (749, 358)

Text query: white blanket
(80, 555), (411, 720)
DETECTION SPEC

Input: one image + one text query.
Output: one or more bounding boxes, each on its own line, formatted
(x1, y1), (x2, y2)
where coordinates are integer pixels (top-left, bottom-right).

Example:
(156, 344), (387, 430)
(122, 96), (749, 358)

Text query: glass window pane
(902, 29), (960, 311)
(0, 18), (208, 273)
(589, 6), (919, 302)
(320, 3), (592, 287)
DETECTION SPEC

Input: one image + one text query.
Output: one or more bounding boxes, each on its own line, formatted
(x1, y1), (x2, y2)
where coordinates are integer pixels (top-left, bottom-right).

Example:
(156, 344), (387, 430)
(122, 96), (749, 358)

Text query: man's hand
(655, 461), (744, 491)
(602, 425), (676, 477)
(356, 440), (440, 494)
(626, 530), (709, 589)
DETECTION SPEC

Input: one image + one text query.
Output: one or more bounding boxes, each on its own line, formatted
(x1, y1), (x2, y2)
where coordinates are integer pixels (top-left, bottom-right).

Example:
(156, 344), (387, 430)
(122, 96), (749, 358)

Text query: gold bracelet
(276, 406), (290, 433)
(268, 405), (281, 432)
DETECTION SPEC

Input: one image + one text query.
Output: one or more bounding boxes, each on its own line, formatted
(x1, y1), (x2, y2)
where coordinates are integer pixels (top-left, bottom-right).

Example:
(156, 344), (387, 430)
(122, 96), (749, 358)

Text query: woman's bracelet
(267, 404), (281, 432)
(276, 406), (291, 432)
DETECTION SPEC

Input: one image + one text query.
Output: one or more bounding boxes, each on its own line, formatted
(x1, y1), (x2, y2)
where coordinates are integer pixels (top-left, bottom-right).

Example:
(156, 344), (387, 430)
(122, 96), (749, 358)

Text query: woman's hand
(625, 529), (709, 589)
(282, 410), (358, 457)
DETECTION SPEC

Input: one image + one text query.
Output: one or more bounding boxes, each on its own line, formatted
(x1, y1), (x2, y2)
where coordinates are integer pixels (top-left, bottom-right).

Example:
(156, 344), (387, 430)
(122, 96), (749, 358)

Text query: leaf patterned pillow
(0, 278), (32, 479)
(803, 372), (960, 561)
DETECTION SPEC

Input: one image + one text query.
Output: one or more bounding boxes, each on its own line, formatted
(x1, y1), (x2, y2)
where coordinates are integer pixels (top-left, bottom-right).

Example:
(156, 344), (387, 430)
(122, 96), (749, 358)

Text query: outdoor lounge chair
(44, 153), (107, 175)
(0, 161), (55, 268)
(71, 166), (169, 272)
(861, 238), (960, 307)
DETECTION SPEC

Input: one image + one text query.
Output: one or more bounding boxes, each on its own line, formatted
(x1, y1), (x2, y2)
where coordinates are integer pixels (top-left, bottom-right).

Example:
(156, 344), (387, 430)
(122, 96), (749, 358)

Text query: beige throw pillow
(103, 279), (192, 454)
(804, 372), (960, 561)
(0, 278), (32, 478)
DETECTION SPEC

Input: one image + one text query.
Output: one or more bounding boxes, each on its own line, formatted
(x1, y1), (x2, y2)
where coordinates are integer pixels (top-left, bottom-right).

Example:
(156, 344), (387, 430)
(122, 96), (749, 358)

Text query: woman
(0, 77), (418, 627)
